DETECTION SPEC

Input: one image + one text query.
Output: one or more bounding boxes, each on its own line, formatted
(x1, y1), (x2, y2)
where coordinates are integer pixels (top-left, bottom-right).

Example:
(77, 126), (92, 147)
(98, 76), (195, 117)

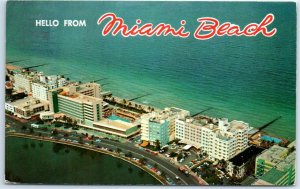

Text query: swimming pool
(108, 115), (130, 123)
(261, 135), (281, 143)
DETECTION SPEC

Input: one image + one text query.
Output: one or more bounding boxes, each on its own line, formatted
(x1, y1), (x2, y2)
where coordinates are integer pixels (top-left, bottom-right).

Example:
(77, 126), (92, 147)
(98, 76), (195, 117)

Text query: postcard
(5, 0), (296, 186)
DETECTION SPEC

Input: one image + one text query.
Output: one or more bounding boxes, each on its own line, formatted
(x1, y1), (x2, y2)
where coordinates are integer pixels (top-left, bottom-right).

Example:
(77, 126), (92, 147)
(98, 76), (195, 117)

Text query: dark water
(6, 2), (296, 140)
(5, 137), (161, 185)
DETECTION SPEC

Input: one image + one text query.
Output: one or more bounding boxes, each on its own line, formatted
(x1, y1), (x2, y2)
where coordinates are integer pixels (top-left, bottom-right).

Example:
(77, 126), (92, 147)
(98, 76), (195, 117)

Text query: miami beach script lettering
(97, 13), (277, 40)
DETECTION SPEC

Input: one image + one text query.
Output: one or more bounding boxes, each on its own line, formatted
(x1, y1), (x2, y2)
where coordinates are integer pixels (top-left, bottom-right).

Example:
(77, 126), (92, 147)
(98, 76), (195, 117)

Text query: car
(175, 176), (180, 180)
(95, 139), (102, 142)
(179, 159), (184, 163)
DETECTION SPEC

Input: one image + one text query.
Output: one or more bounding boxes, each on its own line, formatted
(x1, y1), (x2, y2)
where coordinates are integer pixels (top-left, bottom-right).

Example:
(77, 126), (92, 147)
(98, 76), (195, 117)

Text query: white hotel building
(141, 107), (190, 146)
(14, 73), (33, 93)
(175, 117), (250, 161)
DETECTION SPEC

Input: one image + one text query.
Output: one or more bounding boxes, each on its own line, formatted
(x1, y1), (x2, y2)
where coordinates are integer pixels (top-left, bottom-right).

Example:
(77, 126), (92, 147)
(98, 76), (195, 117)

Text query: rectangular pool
(108, 114), (130, 123)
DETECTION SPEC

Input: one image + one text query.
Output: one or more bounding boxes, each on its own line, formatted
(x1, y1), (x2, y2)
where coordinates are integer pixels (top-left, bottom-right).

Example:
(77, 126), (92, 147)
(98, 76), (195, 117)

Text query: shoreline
(6, 132), (167, 185)
(6, 63), (295, 141)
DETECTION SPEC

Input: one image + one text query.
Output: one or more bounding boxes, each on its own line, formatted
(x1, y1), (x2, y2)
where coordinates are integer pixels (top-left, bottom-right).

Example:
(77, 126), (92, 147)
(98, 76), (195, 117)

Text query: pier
(191, 107), (213, 117)
(258, 116), (282, 131)
(22, 64), (48, 71)
(129, 93), (151, 101)
(91, 78), (108, 83)
(6, 59), (29, 64)
(249, 116), (282, 138)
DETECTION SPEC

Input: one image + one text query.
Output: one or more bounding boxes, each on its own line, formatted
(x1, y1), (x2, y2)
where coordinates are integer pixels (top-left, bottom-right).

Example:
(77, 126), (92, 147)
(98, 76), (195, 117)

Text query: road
(98, 138), (200, 185)
(5, 115), (202, 185)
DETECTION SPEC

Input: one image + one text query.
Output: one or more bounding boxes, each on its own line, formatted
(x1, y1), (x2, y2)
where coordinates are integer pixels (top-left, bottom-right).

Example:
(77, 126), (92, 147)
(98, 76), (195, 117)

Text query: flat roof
(228, 120), (249, 131)
(229, 146), (265, 166)
(276, 151), (296, 171)
(257, 145), (289, 164)
(94, 119), (137, 131)
(58, 92), (102, 104)
(183, 145), (192, 150)
(259, 168), (285, 184)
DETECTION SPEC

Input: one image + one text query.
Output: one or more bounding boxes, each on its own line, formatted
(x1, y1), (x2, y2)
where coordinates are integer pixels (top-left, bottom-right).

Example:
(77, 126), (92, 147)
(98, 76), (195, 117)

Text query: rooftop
(259, 168), (286, 184)
(59, 92), (102, 104)
(94, 118), (138, 131)
(228, 120), (249, 132)
(256, 145), (289, 164)
(143, 107), (189, 122)
(276, 151), (296, 171)
(10, 97), (48, 110)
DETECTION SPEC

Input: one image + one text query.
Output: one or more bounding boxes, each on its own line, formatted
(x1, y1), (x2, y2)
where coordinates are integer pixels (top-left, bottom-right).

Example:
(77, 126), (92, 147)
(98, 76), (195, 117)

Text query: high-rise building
(49, 86), (102, 126)
(141, 107), (189, 146)
(32, 73), (67, 100)
(32, 83), (49, 100)
(13, 73), (34, 93)
(175, 117), (250, 160)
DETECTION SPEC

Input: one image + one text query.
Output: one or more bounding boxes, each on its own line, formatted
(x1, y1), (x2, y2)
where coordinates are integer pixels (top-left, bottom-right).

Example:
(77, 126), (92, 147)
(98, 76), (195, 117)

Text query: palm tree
(116, 148), (122, 155)
(91, 135), (95, 141)
(21, 125), (27, 131)
(140, 157), (147, 165)
(79, 136), (83, 144)
(111, 97), (115, 104)
(62, 115), (67, 123)
(67, 117), (72, 126)
(122, 99), (127, 105)
(52, 129), (58, 136)
(127, 152), (133, 160)
(155, 139), (161, 150)
(29, 128), (34, 134)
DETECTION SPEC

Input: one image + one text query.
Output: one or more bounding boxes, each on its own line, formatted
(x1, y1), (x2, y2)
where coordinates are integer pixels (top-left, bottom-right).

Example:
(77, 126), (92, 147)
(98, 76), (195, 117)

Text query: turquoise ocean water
(6, 2), (296, 140)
